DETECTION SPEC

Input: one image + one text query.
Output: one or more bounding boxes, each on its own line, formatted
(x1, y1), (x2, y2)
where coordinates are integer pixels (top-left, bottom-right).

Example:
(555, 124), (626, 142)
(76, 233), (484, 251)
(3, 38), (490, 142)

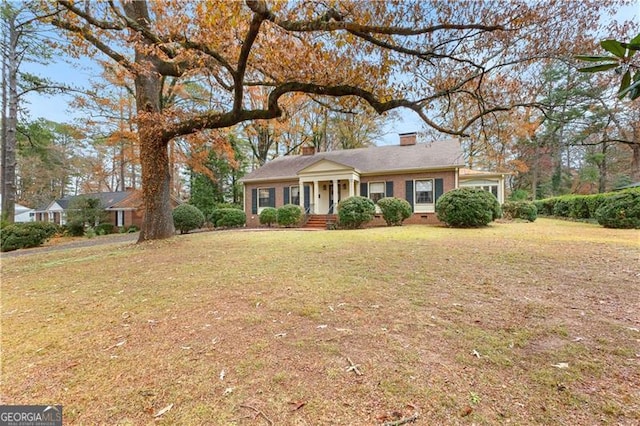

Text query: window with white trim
(290, 186), (300, 205)
(258, 188), (271, 209)
(369, 182), (385, 203)
(415, 179), (434, 204)
(466, 185), (498, 198)
(117, 210), (125, 227)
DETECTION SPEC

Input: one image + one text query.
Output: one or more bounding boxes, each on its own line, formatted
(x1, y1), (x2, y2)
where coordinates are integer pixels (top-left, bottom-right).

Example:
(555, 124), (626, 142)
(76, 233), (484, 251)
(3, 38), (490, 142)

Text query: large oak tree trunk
(138, 125), (174, 242)
(125, 1), (175, 242)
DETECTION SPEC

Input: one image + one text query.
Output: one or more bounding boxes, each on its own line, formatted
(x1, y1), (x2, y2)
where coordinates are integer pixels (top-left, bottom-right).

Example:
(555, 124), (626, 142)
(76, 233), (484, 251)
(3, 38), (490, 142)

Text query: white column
(348, 177), (354, 198)
(313, 180), (319, 214)
(299, 179), (305, 211)
(332, 179), (339, 213)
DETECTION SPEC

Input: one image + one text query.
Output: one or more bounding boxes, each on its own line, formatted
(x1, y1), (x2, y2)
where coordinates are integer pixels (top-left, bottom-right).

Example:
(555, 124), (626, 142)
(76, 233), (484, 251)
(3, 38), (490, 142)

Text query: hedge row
(533, 188), (640, 229)
(502, 201), (537, 222)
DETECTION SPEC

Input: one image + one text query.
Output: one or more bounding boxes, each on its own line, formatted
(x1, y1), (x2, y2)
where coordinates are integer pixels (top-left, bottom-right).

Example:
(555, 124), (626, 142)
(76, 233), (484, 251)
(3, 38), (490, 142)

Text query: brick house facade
(240, 135), (506, 228)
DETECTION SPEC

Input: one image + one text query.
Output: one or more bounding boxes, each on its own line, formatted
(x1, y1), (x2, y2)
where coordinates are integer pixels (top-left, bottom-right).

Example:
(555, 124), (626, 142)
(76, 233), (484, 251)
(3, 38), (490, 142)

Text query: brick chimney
(301, 146), (316, 156)
(399, 132), (417, 146)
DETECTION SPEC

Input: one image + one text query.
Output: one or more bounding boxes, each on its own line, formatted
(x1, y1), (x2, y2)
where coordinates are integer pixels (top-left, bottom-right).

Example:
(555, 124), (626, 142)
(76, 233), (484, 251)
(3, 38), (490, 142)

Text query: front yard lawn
(1, 219), (638, 424)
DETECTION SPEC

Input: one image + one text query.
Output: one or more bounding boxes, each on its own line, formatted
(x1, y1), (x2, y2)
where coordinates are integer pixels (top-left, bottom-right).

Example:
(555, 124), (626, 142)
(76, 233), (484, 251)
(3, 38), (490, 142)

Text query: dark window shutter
(405, 180), (414, 211)
(435, 178), (444, 202)
(284, 187), (290, 205)
(386, 181), (394, 197)
(303, 185), (310, 212)
(360, 182), (368, 197)
(268, 187), (276, 207)
(251, 188), (257, 214)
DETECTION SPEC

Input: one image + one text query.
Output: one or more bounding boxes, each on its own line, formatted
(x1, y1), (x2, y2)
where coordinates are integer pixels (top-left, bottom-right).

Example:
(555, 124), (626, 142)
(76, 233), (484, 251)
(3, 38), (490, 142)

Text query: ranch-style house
(240, 133), (507, 228)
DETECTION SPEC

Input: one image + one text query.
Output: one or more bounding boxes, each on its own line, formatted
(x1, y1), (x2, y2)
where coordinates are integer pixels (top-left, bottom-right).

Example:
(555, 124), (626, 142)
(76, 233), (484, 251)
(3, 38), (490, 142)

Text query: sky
(19, 1), (640, 147)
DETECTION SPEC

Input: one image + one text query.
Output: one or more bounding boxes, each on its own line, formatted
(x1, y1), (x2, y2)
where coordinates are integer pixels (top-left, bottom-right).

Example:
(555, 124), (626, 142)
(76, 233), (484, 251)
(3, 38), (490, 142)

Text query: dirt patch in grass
(1, 218), (639, 424)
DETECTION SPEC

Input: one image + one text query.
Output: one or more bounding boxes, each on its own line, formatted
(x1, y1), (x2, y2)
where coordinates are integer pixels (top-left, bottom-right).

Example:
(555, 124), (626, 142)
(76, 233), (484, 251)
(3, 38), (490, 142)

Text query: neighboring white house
(0, 195), (35, 223)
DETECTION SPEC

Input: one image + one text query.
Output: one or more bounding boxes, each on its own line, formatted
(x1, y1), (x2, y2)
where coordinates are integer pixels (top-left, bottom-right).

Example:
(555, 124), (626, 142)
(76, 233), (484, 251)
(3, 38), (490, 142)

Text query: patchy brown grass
(1, 218), (639, 425)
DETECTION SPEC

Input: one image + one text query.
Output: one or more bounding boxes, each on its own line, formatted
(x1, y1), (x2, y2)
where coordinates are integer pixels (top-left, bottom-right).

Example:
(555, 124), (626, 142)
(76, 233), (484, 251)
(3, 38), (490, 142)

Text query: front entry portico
(298, 159), (361, 214)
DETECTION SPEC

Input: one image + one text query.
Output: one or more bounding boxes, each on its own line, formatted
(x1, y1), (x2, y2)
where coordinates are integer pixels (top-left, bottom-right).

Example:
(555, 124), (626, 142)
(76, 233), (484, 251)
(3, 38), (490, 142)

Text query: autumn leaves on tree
(42, 0), (630, 240)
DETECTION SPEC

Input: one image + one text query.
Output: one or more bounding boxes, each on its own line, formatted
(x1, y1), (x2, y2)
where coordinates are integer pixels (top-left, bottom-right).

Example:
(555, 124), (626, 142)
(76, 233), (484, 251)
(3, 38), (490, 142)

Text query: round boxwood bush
(377, 197), (412, 226)
(277, 204), (302, 227)
(209, 206), (242, 227)
(502, 201), (537, 222)
(259, 207), (278, 227)
(436, 188), (501, 227)
(215, 208), (246, 228)
(337, 196), (375, 229)
(172, 204), (205, 234)
(595, 190), (640, 229)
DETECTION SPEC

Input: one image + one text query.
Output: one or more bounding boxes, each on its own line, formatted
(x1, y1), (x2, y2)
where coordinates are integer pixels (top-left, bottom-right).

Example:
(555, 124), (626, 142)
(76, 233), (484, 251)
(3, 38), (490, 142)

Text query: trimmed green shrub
(552, 197), (571, 217)
(533, 198), (556, 216)
(172, 204), (205, 234)
(259, 207), (278, 227)
(585, 193), (607, 218)
(209, 205), (243, 227)
(337, 196), (375, 229)
(126, 225), (139, 233)
(215, 208), (246, 228)
(377, 197), (412, 226)
(595, 190), (640, 229)
(277, 204), (302, 227)
(502, 201), (537, 222)
(436, 188), (501, 228)
(568, 197), (590, 219)
(215, 202), (242, 210)
(535, 189), (637, 221)
(96, 223), (115, 235)
(0, 222), (59, 252)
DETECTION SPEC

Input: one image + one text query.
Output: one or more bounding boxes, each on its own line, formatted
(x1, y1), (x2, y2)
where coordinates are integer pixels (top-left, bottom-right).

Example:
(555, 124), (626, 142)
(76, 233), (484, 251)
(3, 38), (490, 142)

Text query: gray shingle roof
(55, 191), (133, 210)
(241, 138), (465, 182)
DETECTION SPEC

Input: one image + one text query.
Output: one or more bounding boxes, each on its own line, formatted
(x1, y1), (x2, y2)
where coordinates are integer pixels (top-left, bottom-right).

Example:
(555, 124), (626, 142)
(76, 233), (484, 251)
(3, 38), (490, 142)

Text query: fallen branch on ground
(239, 404), (273, 425)
(346, 357), (363, 376)
(382, 412), (420, 426)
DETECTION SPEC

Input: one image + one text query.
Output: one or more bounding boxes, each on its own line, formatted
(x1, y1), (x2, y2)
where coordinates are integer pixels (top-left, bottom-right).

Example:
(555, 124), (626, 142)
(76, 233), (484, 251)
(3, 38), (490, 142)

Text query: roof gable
(298, 158), (356, 175)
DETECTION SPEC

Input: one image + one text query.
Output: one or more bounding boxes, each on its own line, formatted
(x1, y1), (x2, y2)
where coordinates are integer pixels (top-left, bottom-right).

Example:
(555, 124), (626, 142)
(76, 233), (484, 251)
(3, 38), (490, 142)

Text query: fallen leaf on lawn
(460, 405), (473, 417)
(223, 387), (234, 396)
(317, 324), (328, 329)
(219, 369), (225, 380)
(472, 349), (481, 358)
(551, 362), (569, 369)
(275, 332), (287, 338)
(154, 403), (173, 418)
